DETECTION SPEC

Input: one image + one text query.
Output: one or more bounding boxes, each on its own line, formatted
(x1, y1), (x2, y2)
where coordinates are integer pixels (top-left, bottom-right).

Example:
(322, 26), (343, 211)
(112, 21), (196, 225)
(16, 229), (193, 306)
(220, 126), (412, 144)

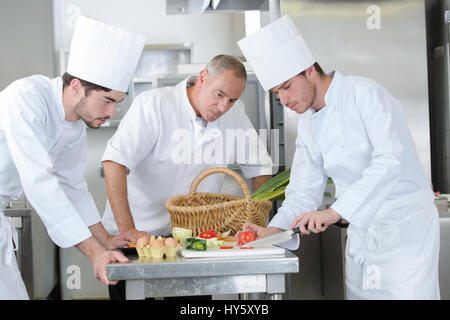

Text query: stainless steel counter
(107, 250), (299, 300)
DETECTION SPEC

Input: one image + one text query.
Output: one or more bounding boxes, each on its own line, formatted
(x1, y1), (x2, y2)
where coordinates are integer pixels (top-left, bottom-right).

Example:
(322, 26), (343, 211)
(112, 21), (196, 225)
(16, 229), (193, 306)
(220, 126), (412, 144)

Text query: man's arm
(102, 160), (147, 240)
(251, 175), (271, 192)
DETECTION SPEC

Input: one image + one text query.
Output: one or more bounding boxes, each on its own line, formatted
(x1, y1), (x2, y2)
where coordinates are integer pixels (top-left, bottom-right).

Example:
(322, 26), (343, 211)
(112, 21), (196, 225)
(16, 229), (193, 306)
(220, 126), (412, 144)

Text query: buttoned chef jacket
(269, 71), (432, 229)
(102, 77), (273, 235)
(0, 75), (97, 247)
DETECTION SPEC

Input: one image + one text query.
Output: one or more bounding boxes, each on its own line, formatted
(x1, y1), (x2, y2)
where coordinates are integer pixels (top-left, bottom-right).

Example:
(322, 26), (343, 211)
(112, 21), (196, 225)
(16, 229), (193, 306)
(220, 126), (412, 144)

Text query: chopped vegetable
(199, 230), (217, 239)
(172, 227), (193, 240)
(240, 247), (255, 249)
(220, 246), (234, 249)
(238, 231), (256, 245)
(185, 238), (207, 251)
(206, 239), (224, 248)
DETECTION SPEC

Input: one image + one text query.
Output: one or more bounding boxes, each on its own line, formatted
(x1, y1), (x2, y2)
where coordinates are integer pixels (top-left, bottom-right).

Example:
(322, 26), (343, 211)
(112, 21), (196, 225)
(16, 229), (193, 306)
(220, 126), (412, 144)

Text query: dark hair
(61, 72), (112, 96)
(299, 62), (325, 76)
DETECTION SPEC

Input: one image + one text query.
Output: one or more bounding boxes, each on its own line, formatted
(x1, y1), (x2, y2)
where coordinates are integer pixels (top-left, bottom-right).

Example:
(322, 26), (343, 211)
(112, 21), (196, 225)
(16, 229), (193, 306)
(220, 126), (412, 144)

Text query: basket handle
(189, 167), (251, 200)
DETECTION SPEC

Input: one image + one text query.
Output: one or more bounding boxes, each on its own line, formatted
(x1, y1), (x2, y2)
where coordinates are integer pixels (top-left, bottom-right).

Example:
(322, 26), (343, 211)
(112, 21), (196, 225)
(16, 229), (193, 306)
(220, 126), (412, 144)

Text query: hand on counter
(93, 250), (129, 286)
(120, 228), (150, 243)
(289, 208), (341, 235)
(76, 236), (129, 286)
(104, 232), (133, 250)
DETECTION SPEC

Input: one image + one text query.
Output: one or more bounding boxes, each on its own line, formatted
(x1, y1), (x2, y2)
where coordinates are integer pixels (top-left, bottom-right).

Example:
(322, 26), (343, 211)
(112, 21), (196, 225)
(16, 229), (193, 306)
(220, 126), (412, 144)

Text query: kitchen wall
(0, 0), (55, 90)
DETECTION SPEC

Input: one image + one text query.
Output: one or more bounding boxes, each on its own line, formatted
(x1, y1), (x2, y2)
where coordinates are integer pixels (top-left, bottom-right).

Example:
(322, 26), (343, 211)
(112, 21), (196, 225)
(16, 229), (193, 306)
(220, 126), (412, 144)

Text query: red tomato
(238, 231), (256, 245)
(220, 246), (234, 249)
(199, 230), (217, 239)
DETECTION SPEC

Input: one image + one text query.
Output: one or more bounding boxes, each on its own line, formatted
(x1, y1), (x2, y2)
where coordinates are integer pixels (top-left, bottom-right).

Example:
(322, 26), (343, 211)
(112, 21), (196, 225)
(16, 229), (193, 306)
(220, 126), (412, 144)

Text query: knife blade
(241, 227), (301, 247)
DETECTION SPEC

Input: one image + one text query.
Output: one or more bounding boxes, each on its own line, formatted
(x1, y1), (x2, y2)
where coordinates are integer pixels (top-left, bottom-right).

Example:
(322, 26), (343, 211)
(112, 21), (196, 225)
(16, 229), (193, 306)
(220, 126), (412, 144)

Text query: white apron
(0, 200), (29, 300)
(345, 189), (440, 300)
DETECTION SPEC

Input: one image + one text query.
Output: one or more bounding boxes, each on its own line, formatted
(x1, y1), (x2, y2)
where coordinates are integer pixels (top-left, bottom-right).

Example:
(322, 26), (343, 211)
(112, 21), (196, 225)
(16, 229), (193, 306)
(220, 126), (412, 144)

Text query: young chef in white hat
(0, 15), (145, 299)
(101, 54), (273, 299)
(237, 15), (440, 299)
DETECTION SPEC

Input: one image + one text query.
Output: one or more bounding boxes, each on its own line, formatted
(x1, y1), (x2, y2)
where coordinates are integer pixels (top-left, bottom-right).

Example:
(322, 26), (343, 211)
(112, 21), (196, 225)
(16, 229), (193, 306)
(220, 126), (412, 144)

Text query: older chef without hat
(0, 15), (144, 299)
(237, 15), (440, 299)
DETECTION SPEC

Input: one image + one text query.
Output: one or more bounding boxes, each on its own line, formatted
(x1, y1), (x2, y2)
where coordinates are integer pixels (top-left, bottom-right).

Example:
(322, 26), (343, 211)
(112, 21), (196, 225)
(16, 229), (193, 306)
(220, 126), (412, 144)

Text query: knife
(240, 227), (301, 247)
(240, 223), (324, 248)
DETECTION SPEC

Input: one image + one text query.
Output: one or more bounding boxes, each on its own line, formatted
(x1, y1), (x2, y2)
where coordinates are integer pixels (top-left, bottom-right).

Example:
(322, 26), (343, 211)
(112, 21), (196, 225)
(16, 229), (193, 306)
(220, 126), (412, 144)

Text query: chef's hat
(67, 15), (145, 92)
(238, 15), (315, 91)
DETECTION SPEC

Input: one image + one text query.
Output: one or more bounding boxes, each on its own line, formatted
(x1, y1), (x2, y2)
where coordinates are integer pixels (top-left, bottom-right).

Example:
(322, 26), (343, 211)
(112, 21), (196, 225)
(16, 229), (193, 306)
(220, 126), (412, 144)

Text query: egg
(164, 237), (177, 247)
(136, 237), (149, 247)
(150, 239), (164, 248)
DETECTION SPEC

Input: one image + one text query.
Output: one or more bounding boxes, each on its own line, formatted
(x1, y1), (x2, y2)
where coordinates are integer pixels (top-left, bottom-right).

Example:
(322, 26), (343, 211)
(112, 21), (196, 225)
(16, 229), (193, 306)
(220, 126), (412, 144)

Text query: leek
(251, 169), (334, 201)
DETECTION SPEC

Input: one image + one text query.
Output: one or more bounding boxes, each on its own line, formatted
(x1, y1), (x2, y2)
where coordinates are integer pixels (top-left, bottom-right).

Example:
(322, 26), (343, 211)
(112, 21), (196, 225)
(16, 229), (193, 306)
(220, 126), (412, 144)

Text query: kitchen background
(0, 0), (449, 300)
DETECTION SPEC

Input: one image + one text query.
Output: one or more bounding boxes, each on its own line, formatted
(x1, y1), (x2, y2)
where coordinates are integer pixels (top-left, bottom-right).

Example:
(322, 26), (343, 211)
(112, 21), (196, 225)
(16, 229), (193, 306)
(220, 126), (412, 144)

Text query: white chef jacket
(102, 77), (273, 235)
(0, 75), (97, 248)
(269, 71), (432, 229)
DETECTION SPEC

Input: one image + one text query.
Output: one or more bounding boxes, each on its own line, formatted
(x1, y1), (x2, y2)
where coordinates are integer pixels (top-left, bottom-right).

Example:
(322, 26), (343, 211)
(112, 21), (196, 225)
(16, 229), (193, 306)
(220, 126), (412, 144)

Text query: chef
(0, 15), (145, 299)
(101, 54), (273, 299)
(237, 15), (440, 299)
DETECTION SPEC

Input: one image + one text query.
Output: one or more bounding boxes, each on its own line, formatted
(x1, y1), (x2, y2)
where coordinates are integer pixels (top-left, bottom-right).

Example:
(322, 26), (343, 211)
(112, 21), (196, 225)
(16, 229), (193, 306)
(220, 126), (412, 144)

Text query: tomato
(238, 231), (256, 245)
(199, 230), (217, 239)
(220, 246), (234, 249)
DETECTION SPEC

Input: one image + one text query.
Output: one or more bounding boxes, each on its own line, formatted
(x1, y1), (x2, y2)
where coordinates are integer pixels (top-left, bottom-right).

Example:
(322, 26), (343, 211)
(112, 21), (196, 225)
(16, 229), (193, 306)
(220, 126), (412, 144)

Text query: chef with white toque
(0, 15), (145, 299)
(237, 15), (440, 300)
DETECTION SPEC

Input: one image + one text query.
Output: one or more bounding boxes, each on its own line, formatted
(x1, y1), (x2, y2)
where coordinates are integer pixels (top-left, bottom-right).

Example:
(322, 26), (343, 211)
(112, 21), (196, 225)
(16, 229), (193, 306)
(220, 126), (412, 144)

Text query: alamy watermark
(366, 5), (381, 30)
(170, 128), (280, 169)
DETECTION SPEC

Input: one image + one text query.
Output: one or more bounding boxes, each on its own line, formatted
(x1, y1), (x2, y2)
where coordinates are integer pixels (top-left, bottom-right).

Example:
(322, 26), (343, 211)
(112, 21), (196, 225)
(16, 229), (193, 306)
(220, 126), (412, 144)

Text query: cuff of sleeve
(101, 145), (135, 173)
(331, 193), (375, 229)
(268, 208), (294, 230)
(47, 214), (92, 248)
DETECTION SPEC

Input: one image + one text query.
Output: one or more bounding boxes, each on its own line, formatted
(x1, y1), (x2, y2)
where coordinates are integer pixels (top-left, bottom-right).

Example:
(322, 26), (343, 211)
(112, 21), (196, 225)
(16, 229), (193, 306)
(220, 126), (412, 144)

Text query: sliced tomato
(199, 230), (217, 239)
(220, 246), (234, 249)
(238, 231), (256, 245)
(240, 247), (255, 249)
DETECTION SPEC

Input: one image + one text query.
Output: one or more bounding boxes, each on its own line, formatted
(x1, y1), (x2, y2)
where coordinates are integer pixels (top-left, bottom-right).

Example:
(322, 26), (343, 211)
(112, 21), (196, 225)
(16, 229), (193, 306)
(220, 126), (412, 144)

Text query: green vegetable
(185, 238), (207, 251)
(251, 169), (334, 201)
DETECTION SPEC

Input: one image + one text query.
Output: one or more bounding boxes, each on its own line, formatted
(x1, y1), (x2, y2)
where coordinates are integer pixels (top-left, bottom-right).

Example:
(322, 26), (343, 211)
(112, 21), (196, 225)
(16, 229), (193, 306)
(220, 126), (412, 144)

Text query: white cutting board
(179, 244), (285, 258)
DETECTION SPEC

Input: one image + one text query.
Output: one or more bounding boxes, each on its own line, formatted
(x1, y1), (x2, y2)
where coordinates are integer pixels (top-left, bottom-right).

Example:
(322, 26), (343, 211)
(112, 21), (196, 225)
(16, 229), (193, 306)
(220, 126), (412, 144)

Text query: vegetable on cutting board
(185, 238), (207, 251)
(238, 231), (256, 245)
(172, 227), (193, 240)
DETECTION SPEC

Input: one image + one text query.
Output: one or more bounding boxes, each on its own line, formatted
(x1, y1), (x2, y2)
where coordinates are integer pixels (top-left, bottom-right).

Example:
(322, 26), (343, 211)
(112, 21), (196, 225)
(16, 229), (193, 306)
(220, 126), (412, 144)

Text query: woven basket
(166, 167), (272, 236)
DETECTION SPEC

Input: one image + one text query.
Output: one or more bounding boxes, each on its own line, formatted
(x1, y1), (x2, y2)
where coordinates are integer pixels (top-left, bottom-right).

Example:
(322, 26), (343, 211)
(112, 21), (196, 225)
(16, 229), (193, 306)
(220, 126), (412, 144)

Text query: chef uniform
(238, 15), (440, 299)
(0, 15), (144, 299)
(101, 76), (273, 236)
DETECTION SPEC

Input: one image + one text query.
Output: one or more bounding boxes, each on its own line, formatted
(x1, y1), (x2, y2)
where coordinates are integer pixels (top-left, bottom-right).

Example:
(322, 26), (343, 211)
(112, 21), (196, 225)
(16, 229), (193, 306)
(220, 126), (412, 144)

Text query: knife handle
(291, 223), (325, 234)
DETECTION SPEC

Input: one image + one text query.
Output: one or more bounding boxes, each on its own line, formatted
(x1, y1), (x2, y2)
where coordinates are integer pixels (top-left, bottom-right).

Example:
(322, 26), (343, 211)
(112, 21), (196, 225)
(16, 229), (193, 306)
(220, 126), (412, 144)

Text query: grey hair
(205, 54), (247, 81)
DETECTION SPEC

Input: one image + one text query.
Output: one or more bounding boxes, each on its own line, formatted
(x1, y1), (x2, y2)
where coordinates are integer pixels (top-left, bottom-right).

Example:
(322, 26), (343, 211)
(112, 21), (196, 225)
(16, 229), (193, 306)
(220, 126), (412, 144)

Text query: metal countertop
(108, 250), (299, 281)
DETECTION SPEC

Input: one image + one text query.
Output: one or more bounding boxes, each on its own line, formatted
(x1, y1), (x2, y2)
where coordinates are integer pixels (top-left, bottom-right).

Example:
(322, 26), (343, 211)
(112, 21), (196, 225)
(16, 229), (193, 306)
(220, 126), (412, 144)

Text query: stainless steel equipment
(279, 0), (431, 299)
(3, 202), (58, 299)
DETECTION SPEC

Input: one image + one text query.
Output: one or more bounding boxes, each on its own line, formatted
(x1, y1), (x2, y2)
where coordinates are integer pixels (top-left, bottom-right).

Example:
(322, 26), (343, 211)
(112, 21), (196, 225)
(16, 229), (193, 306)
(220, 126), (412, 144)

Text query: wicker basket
(166, 167), (272, 236)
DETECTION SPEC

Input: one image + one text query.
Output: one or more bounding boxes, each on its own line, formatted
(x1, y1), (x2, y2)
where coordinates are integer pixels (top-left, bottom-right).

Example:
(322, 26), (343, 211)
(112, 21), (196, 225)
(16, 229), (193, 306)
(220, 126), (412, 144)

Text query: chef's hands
(93, 250), (129, 286)
(289, 208), (341, 235)
(104, 233), (133, 250)
(120, 228), (150, 243)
